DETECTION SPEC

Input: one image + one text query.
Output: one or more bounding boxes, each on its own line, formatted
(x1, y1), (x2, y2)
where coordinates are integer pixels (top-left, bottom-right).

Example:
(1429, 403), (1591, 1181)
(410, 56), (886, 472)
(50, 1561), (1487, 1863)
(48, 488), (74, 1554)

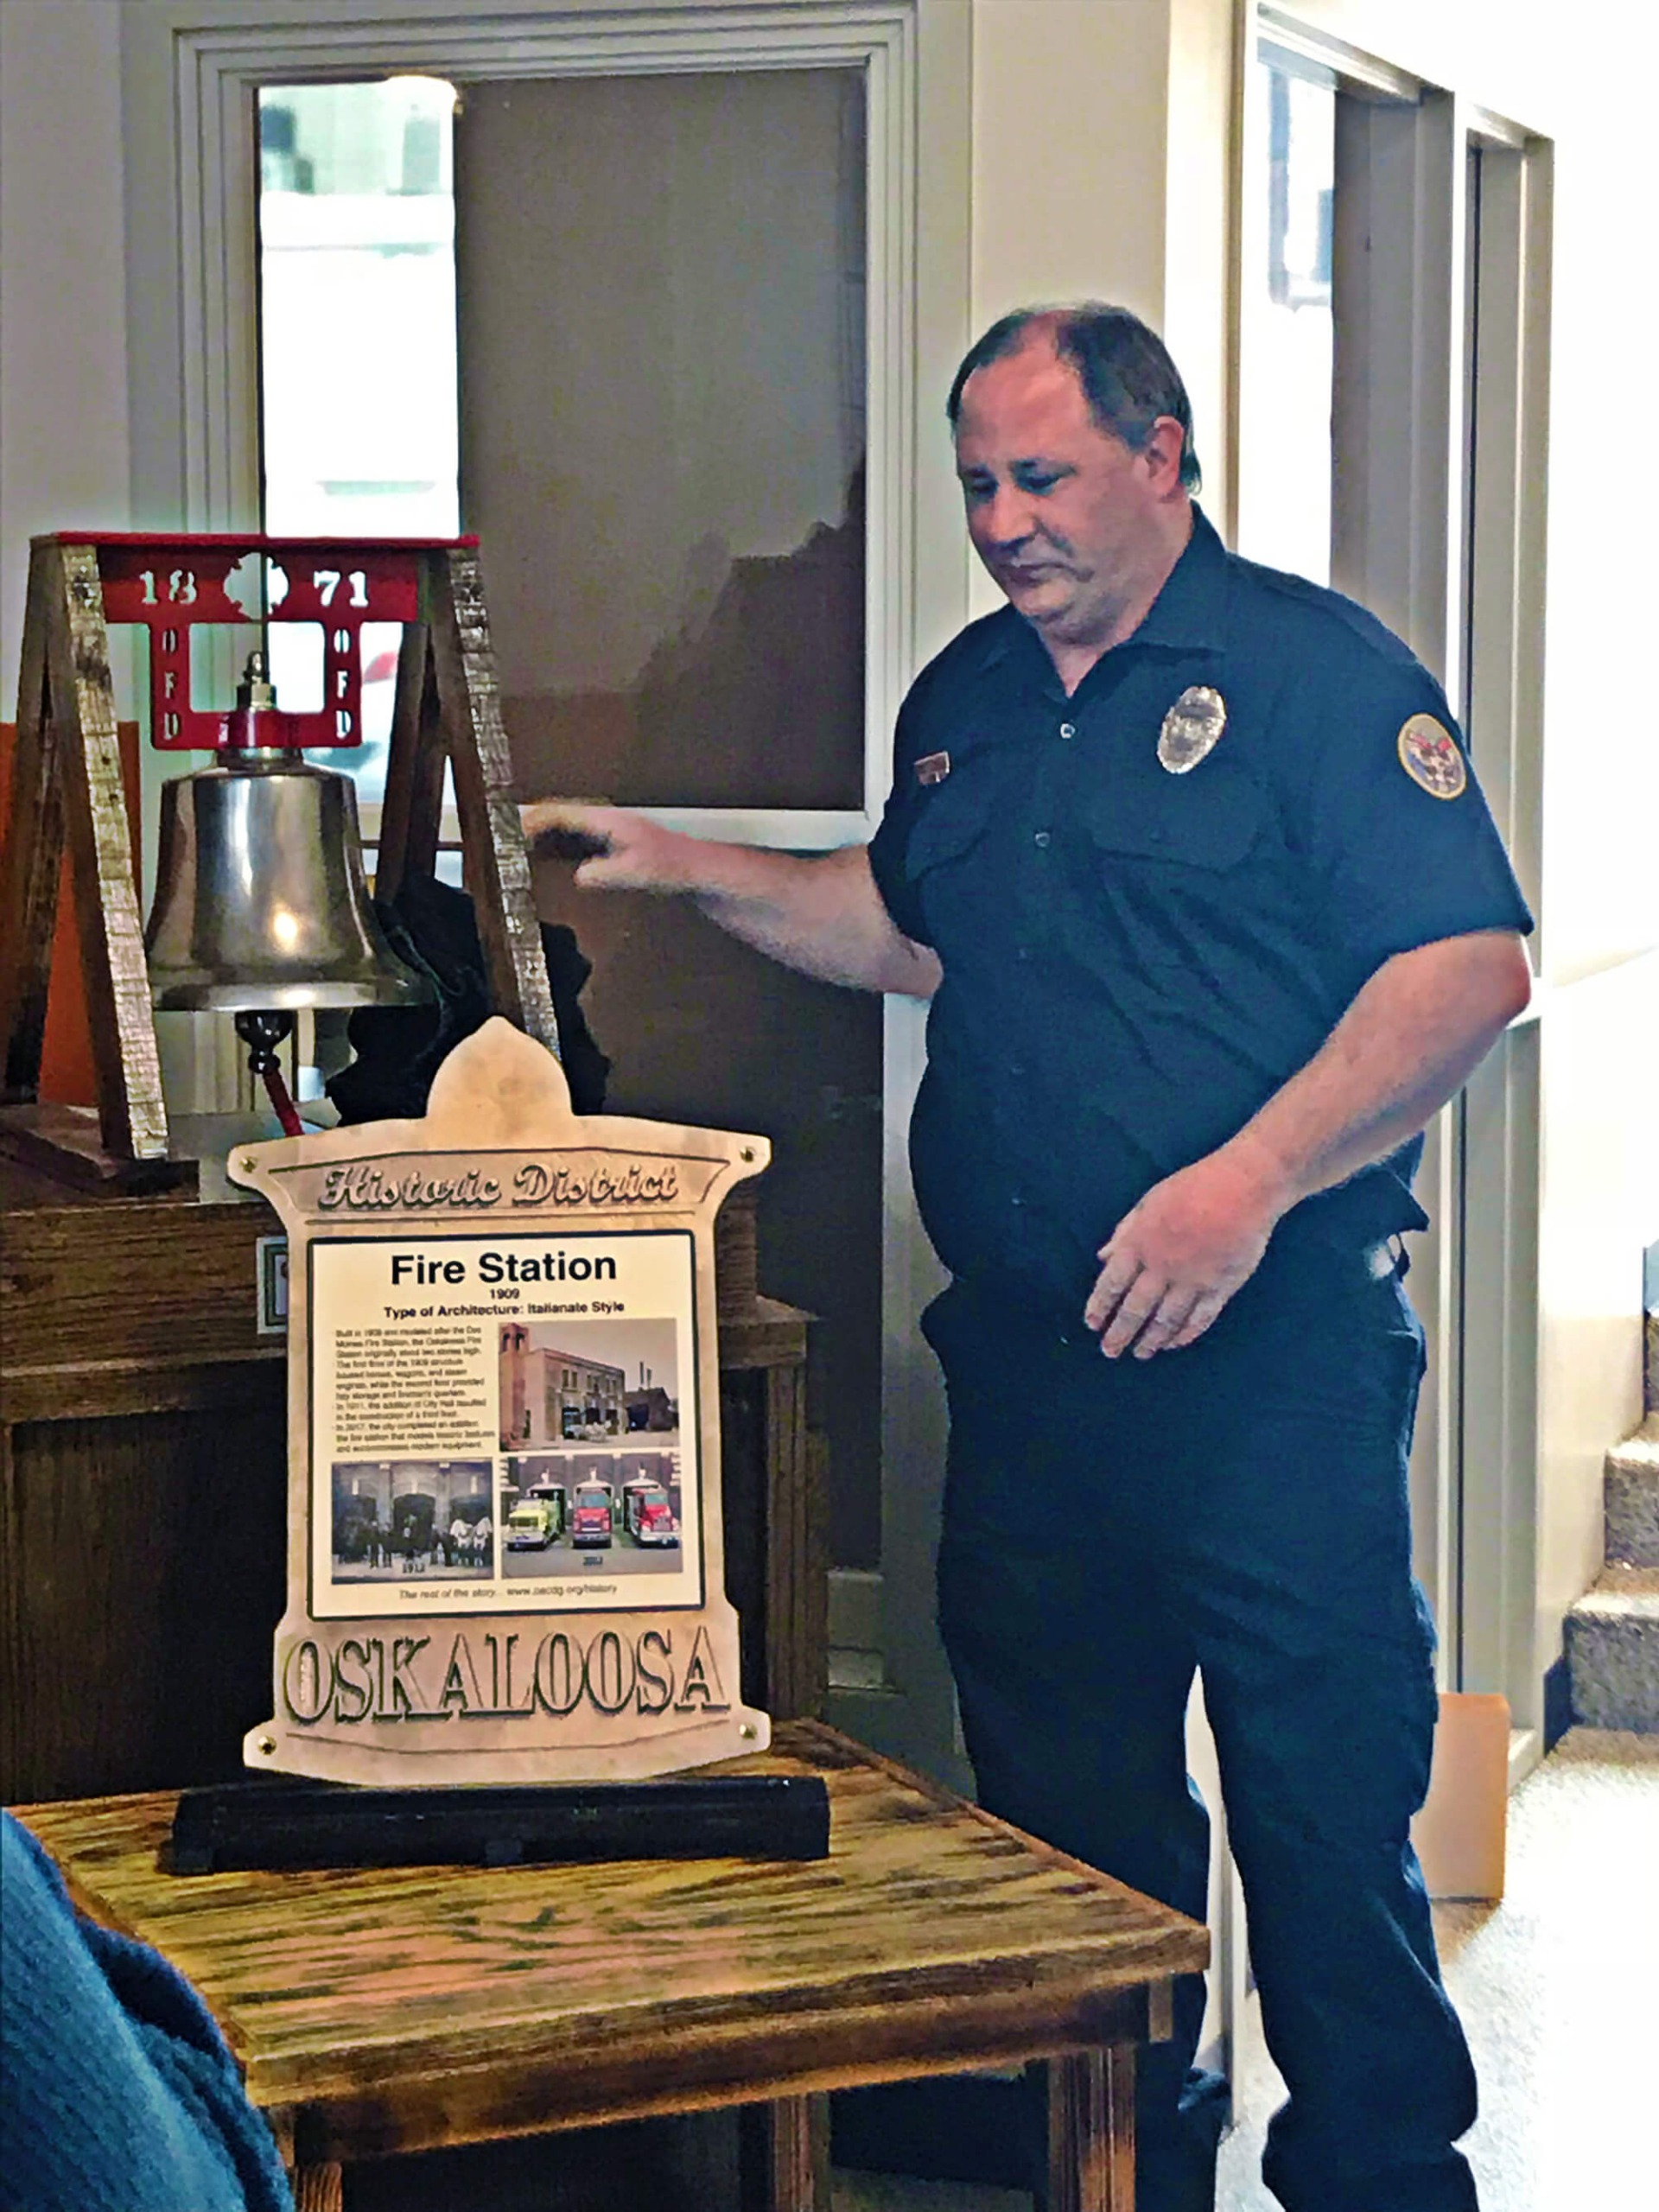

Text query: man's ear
(1142, 415), (1188, 496)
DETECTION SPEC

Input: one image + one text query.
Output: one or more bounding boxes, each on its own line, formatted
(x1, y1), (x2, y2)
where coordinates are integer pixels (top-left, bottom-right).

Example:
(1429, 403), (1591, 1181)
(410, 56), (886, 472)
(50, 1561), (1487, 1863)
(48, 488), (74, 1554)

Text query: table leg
(1048, 2047), (1136, 2212)
(739, 2092), (830, 2212)
(290, 2164), (344, 2212)
(265, 2101), (341, 2211)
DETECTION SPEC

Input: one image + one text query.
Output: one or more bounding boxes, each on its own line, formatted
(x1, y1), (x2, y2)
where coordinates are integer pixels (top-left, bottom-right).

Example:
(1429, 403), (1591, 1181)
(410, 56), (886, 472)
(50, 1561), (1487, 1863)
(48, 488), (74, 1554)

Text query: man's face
(953, 339), (1172, 652)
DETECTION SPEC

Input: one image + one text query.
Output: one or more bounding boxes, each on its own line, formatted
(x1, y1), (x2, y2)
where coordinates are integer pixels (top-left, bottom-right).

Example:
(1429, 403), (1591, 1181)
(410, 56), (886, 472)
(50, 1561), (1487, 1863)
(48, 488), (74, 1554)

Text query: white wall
(0, 0), (131, 714)
(968, 0), (1173, 621)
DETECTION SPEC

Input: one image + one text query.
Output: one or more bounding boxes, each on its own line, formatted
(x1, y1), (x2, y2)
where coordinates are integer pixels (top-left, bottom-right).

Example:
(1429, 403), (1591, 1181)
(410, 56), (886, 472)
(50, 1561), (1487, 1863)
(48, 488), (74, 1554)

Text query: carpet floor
(833, 1726), (1659, 2212)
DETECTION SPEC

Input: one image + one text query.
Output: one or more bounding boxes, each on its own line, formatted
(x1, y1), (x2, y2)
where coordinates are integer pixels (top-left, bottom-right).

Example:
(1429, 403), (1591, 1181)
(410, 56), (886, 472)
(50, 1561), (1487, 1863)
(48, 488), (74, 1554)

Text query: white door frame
(1234, 0), (1553, 2068)
(1324, 60), (1550, 1716)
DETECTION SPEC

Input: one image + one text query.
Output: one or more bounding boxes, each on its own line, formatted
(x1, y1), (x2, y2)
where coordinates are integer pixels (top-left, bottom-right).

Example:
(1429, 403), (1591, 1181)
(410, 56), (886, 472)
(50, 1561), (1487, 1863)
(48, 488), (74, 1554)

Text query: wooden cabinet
(2, 1166), (823, 1805)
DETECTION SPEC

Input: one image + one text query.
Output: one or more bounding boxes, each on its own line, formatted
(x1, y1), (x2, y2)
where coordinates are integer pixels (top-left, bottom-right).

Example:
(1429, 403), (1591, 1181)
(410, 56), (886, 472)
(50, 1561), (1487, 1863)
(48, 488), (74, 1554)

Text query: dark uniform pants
(925, 1242), (1478, 2212)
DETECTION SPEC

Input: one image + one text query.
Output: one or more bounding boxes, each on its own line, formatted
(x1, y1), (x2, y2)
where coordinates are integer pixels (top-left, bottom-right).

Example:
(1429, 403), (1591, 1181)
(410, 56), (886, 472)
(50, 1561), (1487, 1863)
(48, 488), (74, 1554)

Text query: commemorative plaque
(232, 1017), (772, 1784)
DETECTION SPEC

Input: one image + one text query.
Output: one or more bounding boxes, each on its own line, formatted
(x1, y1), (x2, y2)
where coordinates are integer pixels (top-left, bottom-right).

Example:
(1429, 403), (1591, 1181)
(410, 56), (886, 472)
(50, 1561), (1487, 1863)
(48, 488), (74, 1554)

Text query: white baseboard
(1508, 1725), (1543, 1790)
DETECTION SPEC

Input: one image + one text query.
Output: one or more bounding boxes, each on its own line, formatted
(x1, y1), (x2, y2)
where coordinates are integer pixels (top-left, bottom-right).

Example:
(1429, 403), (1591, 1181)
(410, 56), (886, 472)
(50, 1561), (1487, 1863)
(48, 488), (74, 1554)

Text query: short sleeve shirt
(868, 507), (1534, 1310)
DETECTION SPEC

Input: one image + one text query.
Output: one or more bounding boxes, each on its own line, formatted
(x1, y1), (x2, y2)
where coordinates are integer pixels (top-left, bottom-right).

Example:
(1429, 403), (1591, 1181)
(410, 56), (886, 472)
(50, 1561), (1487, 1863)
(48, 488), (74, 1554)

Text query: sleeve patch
(1397, 713), (1467, 800)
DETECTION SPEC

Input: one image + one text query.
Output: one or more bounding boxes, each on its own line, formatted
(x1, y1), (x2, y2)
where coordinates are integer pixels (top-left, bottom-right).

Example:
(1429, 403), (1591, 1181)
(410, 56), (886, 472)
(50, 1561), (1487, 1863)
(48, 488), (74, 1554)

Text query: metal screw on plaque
(240, 1157), (257, 1173)
(740, 1724), (757, 1739)
(741, 1147), (755, 1163)
(256, 1736), (276, 1756)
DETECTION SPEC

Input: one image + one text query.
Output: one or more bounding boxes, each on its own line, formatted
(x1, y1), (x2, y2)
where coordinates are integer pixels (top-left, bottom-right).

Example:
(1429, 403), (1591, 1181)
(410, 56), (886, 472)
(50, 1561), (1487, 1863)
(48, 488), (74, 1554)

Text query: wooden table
(12, 1722), (1208, 2212)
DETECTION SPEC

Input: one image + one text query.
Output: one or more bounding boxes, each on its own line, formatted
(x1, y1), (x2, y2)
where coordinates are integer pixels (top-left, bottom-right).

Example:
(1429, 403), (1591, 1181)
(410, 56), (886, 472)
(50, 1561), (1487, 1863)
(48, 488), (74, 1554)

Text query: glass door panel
(454, 68), (866, 812)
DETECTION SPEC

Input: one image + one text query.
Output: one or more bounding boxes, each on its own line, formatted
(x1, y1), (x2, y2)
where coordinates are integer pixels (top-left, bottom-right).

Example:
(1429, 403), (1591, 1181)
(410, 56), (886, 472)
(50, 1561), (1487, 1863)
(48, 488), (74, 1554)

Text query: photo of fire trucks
(499, 1452), (683, 1580)
(497, 1313), (688, 1582)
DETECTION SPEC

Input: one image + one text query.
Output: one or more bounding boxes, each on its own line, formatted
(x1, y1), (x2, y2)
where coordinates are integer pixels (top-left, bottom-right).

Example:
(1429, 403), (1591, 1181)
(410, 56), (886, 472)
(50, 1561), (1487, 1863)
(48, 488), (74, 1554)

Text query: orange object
(1411, 1690), (1510, 1901)
(0, 720), (142, 1106)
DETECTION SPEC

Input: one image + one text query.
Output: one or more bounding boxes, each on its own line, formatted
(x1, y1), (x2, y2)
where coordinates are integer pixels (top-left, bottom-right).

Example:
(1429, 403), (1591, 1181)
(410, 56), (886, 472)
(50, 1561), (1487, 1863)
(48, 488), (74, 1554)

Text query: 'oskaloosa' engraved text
(316, 1161), (681, 1211)
(280, 1624), (728, 1726)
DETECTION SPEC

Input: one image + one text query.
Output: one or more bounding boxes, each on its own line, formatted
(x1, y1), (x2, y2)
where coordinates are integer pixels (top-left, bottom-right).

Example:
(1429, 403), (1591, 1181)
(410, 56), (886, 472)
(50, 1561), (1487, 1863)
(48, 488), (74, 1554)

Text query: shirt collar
(1129, 504), (1229, 653)
(970, 501), (1230, 676)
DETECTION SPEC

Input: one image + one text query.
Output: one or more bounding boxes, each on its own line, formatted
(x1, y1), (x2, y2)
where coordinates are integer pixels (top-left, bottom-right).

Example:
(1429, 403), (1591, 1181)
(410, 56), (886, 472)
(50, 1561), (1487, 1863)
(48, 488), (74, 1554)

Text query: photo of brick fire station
(498, 1322), (631, 1448)
(498, 1321), (679, 1448)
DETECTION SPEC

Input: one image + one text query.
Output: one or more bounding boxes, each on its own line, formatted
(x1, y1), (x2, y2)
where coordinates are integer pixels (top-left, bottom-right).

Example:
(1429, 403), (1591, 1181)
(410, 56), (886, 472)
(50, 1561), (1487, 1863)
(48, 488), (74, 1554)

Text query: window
(257, 79), (460, 808)
(141, 0), (956, 1765)
(1237, 49), (1336, 581)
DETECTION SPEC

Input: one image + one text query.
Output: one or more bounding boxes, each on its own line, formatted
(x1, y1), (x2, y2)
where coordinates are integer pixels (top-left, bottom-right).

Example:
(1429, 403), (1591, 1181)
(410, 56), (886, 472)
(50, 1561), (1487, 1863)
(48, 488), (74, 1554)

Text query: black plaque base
(167, 1773), (830, 1874)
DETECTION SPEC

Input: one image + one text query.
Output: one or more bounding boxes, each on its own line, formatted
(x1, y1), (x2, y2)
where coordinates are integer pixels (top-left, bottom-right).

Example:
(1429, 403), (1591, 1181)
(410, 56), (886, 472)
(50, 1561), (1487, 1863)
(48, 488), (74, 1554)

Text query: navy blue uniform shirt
(868, 506), (1534, 1313)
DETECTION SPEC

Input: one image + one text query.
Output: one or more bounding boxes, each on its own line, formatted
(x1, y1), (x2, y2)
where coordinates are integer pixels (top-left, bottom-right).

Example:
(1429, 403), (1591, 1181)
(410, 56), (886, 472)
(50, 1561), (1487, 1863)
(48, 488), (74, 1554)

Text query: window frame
(124, 0), (928, 855)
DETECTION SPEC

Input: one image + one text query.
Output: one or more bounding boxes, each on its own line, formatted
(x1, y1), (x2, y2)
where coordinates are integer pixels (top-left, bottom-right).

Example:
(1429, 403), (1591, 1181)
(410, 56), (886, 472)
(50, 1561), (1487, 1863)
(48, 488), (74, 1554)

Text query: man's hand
(520, 801), (940, 996)
(521, 802), (690, 892)
(1082, 932), (1531, 1359)
(1084, 1143), (1287, 1359)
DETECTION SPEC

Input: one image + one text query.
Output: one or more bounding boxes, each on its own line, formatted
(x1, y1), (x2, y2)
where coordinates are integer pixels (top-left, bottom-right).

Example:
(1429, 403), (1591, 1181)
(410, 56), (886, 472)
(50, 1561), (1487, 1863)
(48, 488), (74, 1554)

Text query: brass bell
(144, 657), (432, 1014)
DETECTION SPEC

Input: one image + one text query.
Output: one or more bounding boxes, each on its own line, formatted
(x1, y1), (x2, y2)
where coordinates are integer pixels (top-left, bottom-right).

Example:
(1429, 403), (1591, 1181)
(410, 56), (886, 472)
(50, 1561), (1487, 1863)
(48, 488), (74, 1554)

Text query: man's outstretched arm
(521, 802), (942, 999)
(1084, 928), (1533, 1357)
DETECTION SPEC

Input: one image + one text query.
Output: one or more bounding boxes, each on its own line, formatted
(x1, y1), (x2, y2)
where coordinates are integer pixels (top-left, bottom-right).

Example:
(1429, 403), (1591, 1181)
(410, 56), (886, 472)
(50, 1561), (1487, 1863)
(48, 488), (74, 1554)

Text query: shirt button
(1014, 946), (1032, 963)
(1008, 1192), (1025, 1209)
(1007, 1061), (1027, 1079)
(1058, 721), (1077, 741)
(1033, 830), (1052, 849)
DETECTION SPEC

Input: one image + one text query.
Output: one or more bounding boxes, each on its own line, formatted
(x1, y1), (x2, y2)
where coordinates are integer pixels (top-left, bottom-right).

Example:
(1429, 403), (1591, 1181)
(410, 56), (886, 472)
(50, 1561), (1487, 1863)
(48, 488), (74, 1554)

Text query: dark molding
(1542, 1653), (1573, 1751)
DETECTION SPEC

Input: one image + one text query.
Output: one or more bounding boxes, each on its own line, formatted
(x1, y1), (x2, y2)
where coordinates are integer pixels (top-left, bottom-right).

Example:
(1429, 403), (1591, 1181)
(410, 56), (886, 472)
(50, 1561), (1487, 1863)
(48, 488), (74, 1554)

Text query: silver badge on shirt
(1156, 685), (1227, 774)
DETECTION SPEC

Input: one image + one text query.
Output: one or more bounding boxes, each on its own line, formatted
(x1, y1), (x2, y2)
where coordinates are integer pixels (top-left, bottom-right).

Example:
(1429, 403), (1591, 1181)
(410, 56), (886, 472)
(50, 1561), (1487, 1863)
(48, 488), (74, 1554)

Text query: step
(1605, 1416), (1659, 1567)
(1565, 1566), (1659, 1732)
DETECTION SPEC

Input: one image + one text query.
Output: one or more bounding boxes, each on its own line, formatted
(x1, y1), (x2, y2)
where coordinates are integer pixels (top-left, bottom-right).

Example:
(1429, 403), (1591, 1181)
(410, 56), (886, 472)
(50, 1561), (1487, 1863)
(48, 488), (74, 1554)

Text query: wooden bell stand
(0, 531), (556, 1184)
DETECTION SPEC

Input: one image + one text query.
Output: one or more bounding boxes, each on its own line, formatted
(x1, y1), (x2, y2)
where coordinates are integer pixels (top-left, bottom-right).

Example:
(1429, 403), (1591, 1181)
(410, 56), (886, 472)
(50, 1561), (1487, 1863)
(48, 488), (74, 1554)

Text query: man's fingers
(521, 801), (614, 864)
(1165, 1290), (1232, 1351)
(1098, 1277), (1170, 1358)
(1128, 1287), (1202, 1360)
(1084, 1242), (1141, 1332)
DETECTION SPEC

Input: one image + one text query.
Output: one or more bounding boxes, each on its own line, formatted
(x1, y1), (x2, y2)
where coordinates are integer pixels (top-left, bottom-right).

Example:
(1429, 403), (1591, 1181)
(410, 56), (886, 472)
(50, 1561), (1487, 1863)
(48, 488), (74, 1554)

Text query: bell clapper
(235, 1009), (304, 1138)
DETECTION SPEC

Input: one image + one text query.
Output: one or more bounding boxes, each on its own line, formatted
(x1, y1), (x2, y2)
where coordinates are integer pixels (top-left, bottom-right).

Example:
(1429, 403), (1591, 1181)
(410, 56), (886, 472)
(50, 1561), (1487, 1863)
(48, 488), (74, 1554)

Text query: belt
(945, 1233), (1412, 1350)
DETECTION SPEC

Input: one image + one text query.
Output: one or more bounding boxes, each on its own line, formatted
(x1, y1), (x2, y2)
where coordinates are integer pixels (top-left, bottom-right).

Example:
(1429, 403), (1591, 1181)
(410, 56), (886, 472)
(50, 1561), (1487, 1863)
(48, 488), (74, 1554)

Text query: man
(524, 304), (1532, 2212)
